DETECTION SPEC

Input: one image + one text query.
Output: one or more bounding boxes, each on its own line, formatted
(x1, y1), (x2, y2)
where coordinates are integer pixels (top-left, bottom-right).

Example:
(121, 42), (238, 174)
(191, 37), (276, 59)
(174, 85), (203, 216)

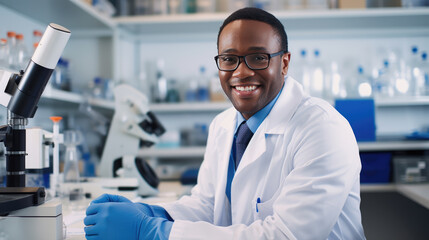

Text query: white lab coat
(161, 77), (365, 240)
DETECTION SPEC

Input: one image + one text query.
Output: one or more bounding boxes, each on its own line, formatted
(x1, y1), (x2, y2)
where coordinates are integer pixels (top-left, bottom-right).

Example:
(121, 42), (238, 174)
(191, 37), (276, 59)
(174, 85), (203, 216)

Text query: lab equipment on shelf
(394, 154), (429, 184)
(51, 57), (71, 91)
(15, 33), (29, 71)
(6, 31), (18, 71)
(0, 38), (7, 69)
(309, 49), (326, 99)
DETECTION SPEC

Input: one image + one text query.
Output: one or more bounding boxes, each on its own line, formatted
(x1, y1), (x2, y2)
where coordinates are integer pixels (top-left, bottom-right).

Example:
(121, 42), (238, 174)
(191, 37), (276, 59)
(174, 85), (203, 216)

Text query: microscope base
(0, 198), (63, 240)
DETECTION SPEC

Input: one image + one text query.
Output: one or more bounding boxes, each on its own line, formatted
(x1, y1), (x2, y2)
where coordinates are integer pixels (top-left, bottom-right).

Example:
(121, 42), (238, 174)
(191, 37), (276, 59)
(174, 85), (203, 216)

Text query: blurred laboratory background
(0, 0), (429, 239)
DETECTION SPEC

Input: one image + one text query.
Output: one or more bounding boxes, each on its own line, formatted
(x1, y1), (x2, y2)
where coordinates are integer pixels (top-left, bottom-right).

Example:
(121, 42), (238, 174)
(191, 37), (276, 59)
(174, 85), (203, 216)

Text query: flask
(408, 45), (422, 96)
(309, 49), (325, 98)
(62, 130), (84, 210)
(419, 52), (429, 96)
(6, 31), (18, 70)
(0, 38), (7, 68)
(356, 66), (373, 98)
(292, 49), (311, 93)
(374, 60), (395, 98)
(63, 130), (82, 183)
(197, 66), (210, 102)
(166, 79), (181, 102)
(91, 77), (105, 98)
(155, 60), (168, 102)
(15, 34), (29, 71)
(326, 61), (346, 99)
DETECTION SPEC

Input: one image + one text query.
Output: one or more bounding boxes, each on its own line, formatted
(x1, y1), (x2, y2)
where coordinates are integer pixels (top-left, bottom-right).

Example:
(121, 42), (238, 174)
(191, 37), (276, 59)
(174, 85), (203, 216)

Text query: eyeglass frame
(214, 50), (286, 72)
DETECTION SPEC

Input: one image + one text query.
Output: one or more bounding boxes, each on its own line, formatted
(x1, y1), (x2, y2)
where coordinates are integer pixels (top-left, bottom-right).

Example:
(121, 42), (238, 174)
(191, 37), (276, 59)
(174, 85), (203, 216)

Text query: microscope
(0, 23), (70, 240)
(99, 84), (165, 196)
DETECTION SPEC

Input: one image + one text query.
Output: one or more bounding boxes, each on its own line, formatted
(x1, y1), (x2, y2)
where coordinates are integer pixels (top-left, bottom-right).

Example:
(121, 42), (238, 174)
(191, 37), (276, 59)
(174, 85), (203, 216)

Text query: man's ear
(281, 52), (291, 76)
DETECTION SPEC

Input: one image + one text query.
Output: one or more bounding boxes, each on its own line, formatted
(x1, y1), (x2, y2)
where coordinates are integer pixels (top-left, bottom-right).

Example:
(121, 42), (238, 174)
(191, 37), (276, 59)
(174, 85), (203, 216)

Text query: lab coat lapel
(235, 77), (305, 173)
(213, 108), (236, 203)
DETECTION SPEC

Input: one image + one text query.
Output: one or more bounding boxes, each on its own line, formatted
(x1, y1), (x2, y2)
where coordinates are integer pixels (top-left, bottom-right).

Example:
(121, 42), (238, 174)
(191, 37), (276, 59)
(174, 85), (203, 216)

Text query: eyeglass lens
(217, 53), (270, 70)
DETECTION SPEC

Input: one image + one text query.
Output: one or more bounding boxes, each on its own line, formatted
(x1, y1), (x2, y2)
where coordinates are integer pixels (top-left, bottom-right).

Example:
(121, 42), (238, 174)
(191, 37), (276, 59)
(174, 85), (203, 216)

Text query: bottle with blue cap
(419, 52), (429, 96)
(291, 49), (311, 94)
(197, 66), (210, 102)
(408, 45), (421, 96)
(309, 49), (325, 99)
(375, 60), (395, 98)
(356, 66), (373, 98)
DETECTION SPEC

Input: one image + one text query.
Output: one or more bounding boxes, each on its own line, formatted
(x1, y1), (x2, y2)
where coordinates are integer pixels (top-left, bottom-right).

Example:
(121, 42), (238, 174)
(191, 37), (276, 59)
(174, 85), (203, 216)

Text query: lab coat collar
(262, 76), (305, 134)
(235, 77), (305, 173)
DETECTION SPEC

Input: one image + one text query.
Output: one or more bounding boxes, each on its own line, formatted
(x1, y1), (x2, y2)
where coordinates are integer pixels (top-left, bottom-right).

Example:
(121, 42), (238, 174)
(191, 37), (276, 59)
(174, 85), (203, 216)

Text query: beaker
(62, 130), (85, 211)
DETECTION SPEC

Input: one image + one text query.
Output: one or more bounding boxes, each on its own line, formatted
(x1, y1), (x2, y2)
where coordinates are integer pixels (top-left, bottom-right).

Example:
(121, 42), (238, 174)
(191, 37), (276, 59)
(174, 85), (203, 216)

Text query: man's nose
(232, 58), (255, 78)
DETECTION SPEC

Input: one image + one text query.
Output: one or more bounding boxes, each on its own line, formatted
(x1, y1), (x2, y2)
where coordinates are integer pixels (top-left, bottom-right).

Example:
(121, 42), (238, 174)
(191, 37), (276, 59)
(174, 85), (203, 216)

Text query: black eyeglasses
(214, 50), (285, 72)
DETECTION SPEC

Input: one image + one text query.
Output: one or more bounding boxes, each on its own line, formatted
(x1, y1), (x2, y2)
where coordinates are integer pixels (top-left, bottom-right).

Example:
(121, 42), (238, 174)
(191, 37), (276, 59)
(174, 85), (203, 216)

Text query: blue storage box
(335, 98), (376, 142)
(360, 152), (392, 183)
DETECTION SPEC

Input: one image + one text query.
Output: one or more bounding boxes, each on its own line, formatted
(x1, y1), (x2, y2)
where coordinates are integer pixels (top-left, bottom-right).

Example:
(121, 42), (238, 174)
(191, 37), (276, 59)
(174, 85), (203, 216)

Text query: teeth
(236, 85), (257, 92)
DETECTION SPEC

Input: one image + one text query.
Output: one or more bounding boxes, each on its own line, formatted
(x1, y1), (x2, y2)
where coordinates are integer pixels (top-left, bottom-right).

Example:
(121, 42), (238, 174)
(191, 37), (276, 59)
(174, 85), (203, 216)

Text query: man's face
(218, 20), (290, 119)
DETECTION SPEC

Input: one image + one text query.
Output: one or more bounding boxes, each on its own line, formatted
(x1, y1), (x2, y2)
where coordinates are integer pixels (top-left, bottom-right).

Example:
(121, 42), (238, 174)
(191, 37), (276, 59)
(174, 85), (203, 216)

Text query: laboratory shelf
(41, 87), (115, 110)
(0, 0), (115, 34)
(113, 7), (429, 38)
(40, 88), (232, 113)
(375, 96), (429, 107)
(358, 140), (429, 152)
(150, 102), (231, 113)
(138, 146), (206, 159)
(38, 89), (429, 113)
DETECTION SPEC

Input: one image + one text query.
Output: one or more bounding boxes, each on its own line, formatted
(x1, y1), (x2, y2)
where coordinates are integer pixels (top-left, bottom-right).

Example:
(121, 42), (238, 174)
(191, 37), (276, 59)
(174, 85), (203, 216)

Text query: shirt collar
(235, 79), (285, 134)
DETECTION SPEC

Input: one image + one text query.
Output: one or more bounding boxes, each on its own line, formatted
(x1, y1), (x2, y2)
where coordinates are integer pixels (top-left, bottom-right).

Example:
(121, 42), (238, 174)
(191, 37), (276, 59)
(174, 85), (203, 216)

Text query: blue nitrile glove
(91, 194), (132, 203)
(84, 202), (173, 240)
(91, 194), (173, 220)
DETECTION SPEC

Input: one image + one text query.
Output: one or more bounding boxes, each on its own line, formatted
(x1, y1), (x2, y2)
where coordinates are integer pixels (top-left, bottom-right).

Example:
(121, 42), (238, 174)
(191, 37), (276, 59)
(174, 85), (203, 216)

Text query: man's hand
(90, 194), (155, 217)
(91, 194), (132, 204)
(84, 202), (172, 240)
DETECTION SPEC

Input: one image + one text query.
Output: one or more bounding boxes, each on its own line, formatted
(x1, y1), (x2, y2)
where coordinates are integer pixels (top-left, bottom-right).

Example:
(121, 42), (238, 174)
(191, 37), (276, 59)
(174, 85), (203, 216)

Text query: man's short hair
(217, 7), (288, 52)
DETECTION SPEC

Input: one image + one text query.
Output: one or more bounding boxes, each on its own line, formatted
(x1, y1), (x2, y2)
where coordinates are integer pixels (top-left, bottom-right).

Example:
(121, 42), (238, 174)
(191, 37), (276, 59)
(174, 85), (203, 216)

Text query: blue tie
(225, 121), (254, 204)
(234, 121), (253, 168)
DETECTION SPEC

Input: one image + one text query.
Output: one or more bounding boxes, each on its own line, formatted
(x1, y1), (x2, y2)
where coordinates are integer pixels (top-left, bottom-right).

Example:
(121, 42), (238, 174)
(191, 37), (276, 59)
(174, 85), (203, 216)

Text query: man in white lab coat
(84, 7), (366, 240)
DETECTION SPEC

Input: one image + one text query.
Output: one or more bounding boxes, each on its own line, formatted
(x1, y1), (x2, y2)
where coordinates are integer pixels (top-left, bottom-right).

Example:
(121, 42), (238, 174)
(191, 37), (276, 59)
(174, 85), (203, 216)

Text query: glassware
(0, 38), (7, 68)
(6, 31), (18, 70)
(62, 130), (84, 211)
(15, 33), (29, 71)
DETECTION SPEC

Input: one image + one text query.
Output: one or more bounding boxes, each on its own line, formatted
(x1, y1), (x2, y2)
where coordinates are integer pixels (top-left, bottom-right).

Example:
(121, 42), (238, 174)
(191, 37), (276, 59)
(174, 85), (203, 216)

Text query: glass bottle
(15, 33), (29, 71)
(6, 31), (18, 70)
(62, 130), (84, 211)
(309, 49), (325, 98)
(32, 30), (42, 52)
(0, 38), (7, 68)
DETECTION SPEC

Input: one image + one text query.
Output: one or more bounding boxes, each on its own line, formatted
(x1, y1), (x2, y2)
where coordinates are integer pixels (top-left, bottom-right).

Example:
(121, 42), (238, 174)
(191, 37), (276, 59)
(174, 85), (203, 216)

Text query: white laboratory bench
(62, 181), (429, 239)
(361, 183), (429, 210)
(63, 180), (189, 239)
